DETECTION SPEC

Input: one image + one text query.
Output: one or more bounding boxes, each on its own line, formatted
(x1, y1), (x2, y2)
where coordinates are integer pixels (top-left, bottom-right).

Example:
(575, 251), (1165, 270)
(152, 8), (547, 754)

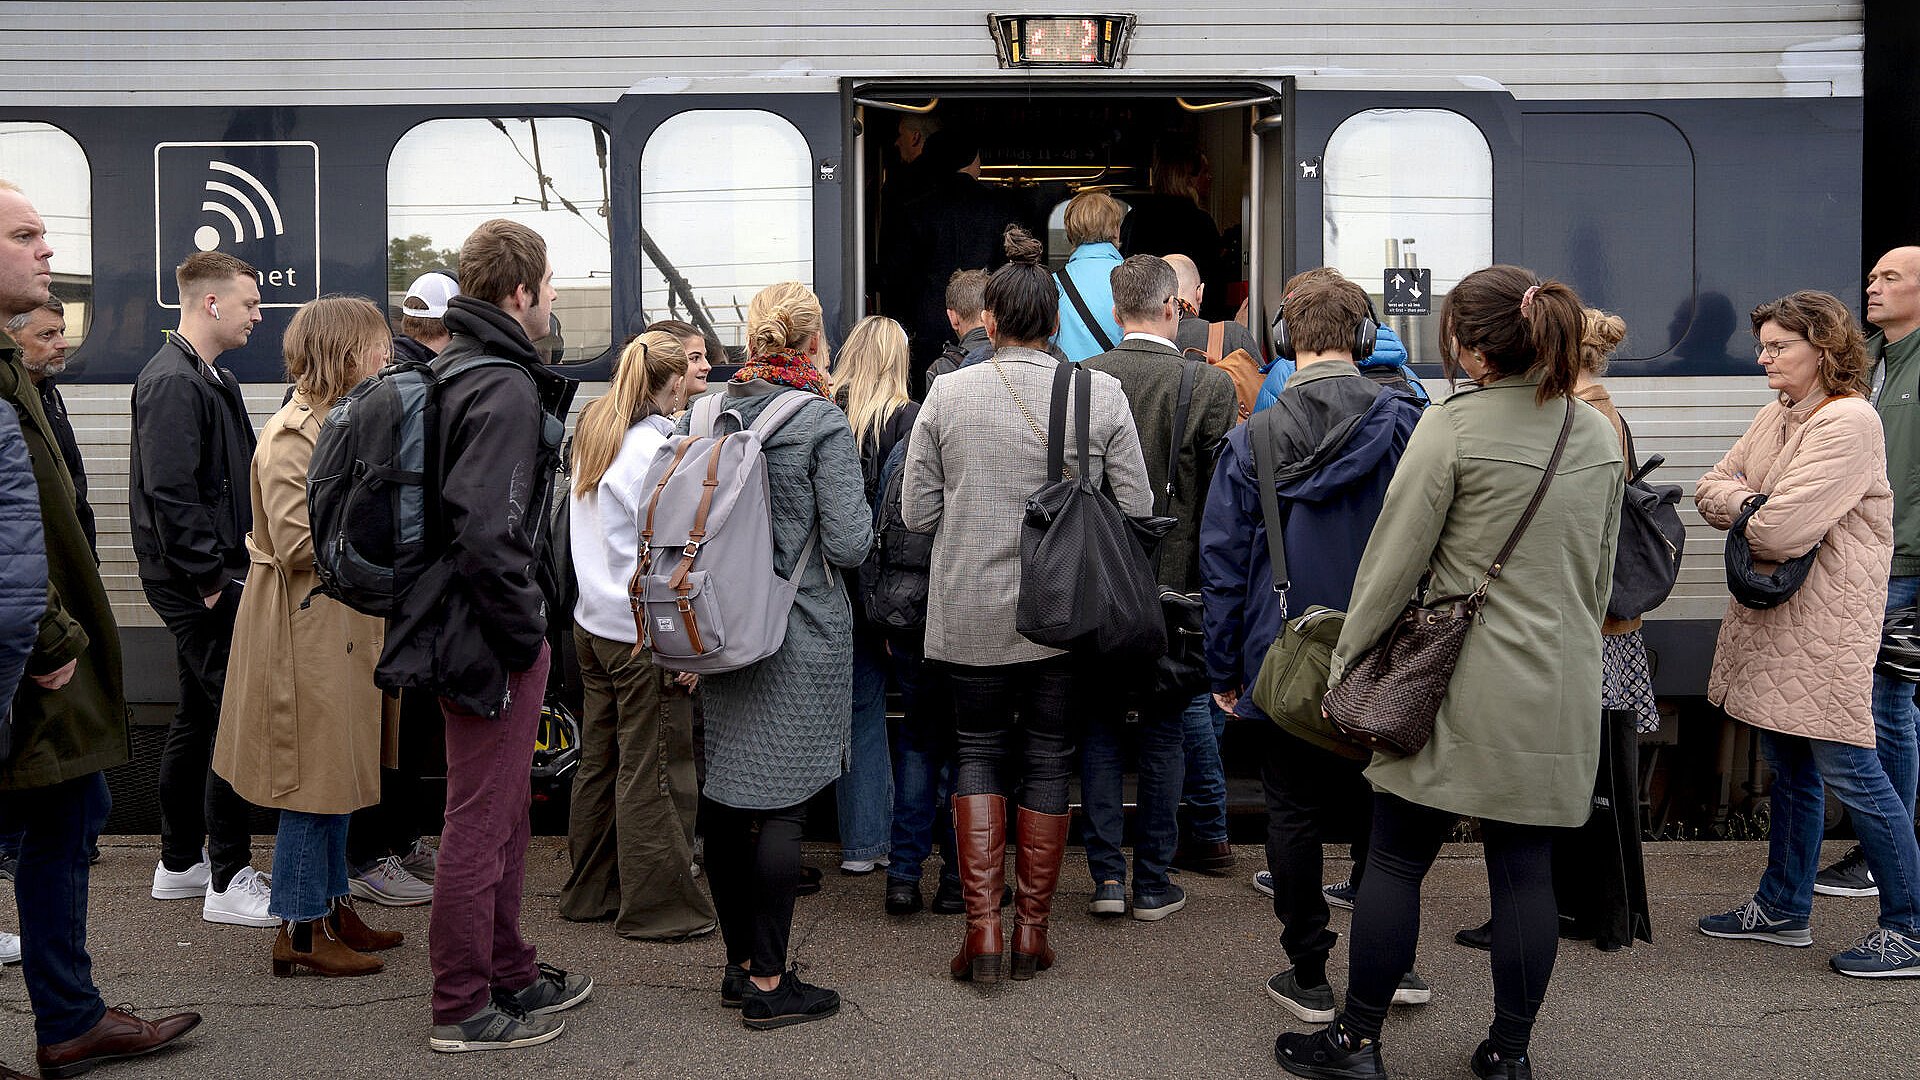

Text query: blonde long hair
(570, 331), (687, 496)
(827, 316), (911, 449)
(283, 295), (388, 410)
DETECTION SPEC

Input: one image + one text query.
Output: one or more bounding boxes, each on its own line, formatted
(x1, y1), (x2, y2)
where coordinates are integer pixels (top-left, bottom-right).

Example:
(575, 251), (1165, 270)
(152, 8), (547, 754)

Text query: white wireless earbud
(210, 301), (221, 321)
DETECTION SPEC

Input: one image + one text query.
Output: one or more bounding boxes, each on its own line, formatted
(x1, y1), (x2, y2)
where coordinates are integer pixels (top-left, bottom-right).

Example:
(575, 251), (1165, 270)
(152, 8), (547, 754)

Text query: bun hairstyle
(745, 282), (824, 358)
(1439, 264), (1585, 403)
(1579, 308), (1627, 375)
(570, 329), (688, 496)
(983, 224), (1058, 346)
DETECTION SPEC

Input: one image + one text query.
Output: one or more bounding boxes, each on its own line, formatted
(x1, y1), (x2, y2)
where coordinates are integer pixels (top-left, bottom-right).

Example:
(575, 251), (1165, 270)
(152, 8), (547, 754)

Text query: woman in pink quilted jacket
(1694, 290), (1920, 979)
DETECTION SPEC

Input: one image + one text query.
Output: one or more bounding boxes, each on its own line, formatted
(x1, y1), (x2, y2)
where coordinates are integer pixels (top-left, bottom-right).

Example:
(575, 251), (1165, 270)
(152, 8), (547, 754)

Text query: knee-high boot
(949, 794), (1007, 982)
(1011, 806), (1071, 980)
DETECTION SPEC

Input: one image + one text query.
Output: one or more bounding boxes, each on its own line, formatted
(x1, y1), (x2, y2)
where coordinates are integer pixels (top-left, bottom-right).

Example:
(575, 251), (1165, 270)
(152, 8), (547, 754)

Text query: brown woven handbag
(1324, 400), (1576, 756)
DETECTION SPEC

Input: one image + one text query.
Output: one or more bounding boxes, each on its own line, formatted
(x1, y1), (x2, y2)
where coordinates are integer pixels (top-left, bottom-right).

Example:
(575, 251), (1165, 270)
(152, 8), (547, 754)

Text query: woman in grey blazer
(903, 226), (1152, 983)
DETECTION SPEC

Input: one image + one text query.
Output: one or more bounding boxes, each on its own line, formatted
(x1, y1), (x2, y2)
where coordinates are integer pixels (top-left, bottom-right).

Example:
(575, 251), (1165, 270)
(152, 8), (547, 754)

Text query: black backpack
(857, 436), (932, 632)
(1608, 416), (1686, 621)
(306, 354), (521, 616)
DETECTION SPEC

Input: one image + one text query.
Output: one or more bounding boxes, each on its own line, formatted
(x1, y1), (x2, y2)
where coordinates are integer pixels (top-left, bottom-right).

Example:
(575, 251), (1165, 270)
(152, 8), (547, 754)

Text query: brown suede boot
(949, 793), (1007, 983)
(1010, 807), (1071, 980)
(272, 919), (383, 978)
(329, 897), (404, 952)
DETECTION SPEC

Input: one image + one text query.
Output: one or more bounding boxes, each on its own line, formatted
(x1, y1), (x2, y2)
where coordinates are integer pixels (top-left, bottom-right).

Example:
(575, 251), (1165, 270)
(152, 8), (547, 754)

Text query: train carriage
(0, 1), (1871, 830)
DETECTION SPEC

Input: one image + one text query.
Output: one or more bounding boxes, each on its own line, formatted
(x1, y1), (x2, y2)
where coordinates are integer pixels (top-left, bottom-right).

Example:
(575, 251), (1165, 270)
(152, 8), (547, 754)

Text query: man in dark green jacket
(1818, 245), (1920, 895)
(0, 179), (200, 1077)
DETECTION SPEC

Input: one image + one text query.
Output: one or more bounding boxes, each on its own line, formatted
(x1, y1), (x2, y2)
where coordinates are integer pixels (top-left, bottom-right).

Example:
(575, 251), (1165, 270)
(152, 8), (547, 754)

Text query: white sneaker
(0, 930), (20, 965)
(152, 858), (211, 901)
(839, 857), (889, 875)
(202, 866), (276, 927)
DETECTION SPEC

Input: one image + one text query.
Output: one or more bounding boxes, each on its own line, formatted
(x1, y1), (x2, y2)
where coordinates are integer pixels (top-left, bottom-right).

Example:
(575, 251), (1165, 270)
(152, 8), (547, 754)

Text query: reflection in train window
(1323, 109), (1492, 366)
(641, 111), (812, 358)
(0, 122), (92, 350)
(388, 117), (612, 364)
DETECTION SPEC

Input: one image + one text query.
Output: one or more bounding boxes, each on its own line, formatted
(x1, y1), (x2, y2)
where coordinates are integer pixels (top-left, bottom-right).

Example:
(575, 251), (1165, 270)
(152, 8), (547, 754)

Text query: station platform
(1, 838), (1909, 1078)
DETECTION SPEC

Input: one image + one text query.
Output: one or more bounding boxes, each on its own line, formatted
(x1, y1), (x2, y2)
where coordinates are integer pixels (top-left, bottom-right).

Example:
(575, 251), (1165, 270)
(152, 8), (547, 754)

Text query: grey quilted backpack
(627, 390), (819, 673)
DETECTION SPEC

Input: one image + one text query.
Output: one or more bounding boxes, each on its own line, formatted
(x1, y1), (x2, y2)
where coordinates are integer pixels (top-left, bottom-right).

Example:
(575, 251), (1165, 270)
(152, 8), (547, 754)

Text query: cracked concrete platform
(2, 838), (1915, 1079)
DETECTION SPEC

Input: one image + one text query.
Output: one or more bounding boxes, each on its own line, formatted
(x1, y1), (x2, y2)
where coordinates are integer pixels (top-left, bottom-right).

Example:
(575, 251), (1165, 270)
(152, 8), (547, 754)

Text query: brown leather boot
(1010, 806), (1071, 980)
(272, 919), (384, 978)
(329, 897), (404, 952)
(948, 793), (1007, 983)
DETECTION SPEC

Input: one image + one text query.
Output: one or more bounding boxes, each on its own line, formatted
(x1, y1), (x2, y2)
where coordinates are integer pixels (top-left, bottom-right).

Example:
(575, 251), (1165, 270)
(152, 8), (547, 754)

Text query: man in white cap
(393, 270), (459, 363)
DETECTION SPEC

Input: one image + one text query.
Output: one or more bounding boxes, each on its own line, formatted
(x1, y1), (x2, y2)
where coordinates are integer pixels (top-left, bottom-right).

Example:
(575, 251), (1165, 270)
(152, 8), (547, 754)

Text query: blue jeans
(0, 772), (110, 1045)
(270, 810), (351, 923)
(1757, 729), (1920, 934)
(1872, 576), (1920, 820)
(1082, 694), (1193, 894)
(887, 644), (957, 887)
(838, 629), (895, 863)
(1179, 697), (1230, 844)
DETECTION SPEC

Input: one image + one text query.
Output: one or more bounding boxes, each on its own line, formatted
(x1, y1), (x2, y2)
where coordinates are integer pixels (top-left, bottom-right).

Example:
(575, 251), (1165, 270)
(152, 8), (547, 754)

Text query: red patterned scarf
(732, 350), (827, 396)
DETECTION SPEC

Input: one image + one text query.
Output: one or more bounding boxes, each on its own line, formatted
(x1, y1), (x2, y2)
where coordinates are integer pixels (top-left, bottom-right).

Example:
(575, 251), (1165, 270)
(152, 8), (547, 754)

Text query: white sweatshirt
(570, 414), (676, 644)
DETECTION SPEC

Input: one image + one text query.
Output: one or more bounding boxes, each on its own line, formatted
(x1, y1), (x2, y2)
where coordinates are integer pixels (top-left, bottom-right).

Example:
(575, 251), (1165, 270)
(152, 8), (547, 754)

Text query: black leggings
(945, 655), (1076, 815)
(700, 796), (805, 977)
(1342, 792), (1560, 1058)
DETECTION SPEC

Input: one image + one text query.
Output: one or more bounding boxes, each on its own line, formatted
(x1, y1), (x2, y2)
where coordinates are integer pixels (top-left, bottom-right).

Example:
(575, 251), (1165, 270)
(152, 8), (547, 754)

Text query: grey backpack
(627, 390), (819, 673)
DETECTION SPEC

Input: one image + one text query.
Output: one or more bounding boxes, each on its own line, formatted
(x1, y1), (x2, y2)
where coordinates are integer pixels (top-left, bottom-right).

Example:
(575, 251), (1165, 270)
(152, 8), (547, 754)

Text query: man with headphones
(1253, 279), (1428, 413)
(1197, 268), (1430, 1024)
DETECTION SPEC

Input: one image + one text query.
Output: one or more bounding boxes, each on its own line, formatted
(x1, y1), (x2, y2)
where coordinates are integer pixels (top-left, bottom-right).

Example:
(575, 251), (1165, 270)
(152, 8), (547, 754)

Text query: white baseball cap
(402, 272), (459, 319)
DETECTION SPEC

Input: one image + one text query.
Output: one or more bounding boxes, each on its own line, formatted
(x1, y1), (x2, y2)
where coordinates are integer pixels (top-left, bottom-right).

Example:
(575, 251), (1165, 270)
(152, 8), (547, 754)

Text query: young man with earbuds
(130, 250), (271, 928)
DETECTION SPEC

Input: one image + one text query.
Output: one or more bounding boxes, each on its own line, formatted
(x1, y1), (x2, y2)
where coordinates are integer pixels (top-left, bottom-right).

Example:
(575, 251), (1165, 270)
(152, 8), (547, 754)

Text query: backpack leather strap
(1207, 320), (1226, 363)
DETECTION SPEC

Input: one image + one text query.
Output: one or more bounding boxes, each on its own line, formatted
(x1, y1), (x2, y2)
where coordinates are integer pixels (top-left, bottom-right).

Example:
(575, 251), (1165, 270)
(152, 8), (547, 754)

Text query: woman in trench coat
(213, 295), (402, 978)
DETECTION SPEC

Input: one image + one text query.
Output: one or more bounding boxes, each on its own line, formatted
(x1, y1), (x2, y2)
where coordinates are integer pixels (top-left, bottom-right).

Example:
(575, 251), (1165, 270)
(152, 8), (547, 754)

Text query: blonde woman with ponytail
(1281, 266), (1625, 1080)
(680, 282), (872, 1030)
(559, 331), (718, 941)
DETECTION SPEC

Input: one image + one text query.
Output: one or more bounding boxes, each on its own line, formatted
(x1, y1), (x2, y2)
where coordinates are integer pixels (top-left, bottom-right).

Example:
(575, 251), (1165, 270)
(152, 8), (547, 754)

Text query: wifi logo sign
(194, 161), (284, 252)
(155, 139), (321, 309)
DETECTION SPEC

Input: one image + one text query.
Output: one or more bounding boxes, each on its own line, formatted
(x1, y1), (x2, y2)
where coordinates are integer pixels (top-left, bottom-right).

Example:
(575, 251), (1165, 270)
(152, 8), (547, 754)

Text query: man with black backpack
(1197, 269), (1429, 1023)
(373, 219), (589, 1054)
(1081, 255), (1237, 923)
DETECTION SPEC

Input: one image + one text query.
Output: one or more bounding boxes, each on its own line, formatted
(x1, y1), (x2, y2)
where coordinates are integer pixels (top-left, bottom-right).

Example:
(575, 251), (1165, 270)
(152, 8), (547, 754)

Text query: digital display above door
(989, 14), (1136, 67)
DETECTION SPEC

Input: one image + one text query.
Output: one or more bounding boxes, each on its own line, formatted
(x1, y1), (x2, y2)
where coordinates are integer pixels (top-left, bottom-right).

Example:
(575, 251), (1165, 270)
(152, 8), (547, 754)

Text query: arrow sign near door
(1383, 267), (1432, 316)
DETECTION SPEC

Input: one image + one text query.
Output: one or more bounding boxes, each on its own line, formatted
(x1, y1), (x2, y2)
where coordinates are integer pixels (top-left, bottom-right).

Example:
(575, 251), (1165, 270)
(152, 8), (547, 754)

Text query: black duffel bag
(1012, 360), (1172, 663)
(1607, 418), (1686, 621)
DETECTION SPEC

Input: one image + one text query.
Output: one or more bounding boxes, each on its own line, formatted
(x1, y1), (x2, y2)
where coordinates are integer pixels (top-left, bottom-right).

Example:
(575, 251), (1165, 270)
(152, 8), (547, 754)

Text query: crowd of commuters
(1, 155), (1918, 1078)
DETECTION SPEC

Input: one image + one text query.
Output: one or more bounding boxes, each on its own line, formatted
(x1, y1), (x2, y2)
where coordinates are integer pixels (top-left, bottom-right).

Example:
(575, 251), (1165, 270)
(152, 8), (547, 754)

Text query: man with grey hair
(4, 294), (94, 553)
(1080, 254), (1237, 923)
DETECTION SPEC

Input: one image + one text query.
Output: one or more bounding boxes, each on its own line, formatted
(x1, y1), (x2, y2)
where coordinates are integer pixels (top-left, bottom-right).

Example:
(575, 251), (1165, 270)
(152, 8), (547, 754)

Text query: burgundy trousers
(429, 644), (548, 1024)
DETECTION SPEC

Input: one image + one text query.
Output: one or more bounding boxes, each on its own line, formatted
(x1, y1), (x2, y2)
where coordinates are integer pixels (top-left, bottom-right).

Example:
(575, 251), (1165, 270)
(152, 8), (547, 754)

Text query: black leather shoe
(1456, 918), (1494, 952)
(1275, 1026), (1385, 1079)
(720, 963), (748, 1009)
(885, 879), (923, 915)
(796, 865), (823, 898)
(1471, 1040), (1535, 1079)
(930, 877), (964, 914)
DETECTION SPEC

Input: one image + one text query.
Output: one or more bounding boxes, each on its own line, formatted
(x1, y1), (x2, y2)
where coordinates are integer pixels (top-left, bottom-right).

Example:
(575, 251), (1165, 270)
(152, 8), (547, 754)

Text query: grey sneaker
(398, 839), (439, 886)
(1266, 968), (1336, 1023)
(508, 962), (594, 1016)
(349, 856), (434, 907)
(1392, 971), (1432, 1005)
(429, 1000), (563, 1053)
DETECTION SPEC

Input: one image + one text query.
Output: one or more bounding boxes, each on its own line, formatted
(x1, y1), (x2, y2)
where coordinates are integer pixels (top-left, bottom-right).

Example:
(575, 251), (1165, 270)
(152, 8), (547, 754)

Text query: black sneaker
(1323, 879), (1357, 910)
(885, 878), (923, 915)
(1470, 1040), (1534, 1079)
(1813, 846), (1879, 898)
(1456, 919), (1493, 952)
(720, 963), (748, 1008)
(740, 969), (840, 1031)
(930, 877), (964, 915)
(429, 999), (564, 1053)
(796, 865), (823, 898)
(1391, 971), (1432, 1006)
(1266, 969), (1336, 1023)
(1275, 1026), (1385, 1079)
(506, 962), (593, 1016)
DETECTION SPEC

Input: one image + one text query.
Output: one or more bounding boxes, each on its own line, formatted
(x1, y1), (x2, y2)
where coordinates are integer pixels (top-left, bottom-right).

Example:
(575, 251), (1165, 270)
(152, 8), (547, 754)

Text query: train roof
(1, 1), (1862, 106)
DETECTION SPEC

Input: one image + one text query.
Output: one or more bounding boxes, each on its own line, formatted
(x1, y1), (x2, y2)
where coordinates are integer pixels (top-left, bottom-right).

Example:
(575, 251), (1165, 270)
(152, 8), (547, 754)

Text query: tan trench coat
(213, 391), (395, 814)
(1696, 393), (1893, 748)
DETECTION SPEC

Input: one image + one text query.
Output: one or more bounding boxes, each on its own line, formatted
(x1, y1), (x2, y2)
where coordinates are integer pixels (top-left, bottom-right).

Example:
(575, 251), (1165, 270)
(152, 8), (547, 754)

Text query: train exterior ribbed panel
(0, 2), (1862, 105)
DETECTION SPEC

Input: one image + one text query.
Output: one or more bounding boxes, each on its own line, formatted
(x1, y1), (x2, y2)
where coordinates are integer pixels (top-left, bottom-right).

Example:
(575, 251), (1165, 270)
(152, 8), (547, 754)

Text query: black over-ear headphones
(1272, 291), (1379, 363)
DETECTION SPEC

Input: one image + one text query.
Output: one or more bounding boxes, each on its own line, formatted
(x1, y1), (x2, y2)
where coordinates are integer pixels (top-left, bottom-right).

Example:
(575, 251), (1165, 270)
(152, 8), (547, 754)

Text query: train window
(0, 122), (92, 349)
(387, 117), (612, 363)
(640, 110), (812, 355)
(1322, 109), (1493, 366)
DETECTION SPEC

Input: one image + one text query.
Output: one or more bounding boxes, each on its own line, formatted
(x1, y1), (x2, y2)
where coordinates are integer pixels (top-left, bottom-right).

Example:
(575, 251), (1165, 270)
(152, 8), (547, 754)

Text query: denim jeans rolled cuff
(1756, 727), (1920, 933)
(1873, 575), (1920, 819)
(1179, 697), (1231, 844)
(839, 632), (896, 862)
(270, 810), (352, 923)
(0, 772), (111, 1046)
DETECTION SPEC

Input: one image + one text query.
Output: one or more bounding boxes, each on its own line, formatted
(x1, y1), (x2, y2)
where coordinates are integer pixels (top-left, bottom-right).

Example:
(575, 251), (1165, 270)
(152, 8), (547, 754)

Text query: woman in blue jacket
(1051, 191), (1127, 361)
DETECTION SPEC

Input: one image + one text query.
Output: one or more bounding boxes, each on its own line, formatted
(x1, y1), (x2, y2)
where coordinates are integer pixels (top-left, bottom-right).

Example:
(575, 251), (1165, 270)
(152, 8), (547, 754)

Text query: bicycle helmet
(1878, 606), (1920, 683)
(531, 699), (582, 786)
